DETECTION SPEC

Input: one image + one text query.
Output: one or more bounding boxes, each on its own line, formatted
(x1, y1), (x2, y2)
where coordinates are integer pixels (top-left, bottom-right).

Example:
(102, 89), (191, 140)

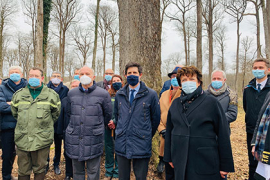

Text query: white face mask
(80, 75), (92, 85)
(51, 78), (61, 85)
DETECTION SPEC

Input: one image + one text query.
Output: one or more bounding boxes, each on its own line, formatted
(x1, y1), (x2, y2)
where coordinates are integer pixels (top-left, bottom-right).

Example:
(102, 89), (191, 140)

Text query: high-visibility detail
(37, 102), (61, 108)
(11, 101), (31, 107)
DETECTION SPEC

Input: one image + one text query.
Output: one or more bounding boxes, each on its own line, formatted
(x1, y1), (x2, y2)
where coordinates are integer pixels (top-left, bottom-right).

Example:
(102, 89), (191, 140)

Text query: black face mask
(112, 82), (122, 90)
(127, 75), (139, 86)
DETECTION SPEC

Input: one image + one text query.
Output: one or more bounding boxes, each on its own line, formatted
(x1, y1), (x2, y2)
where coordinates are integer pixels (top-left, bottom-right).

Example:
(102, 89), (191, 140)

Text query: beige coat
(158, 88), (181, 156)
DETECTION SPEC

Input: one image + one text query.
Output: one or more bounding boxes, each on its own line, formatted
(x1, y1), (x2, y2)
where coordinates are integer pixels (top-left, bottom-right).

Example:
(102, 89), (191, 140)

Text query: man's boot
(34, 172), (46, 180)
(18, 175), (30, 180)
(157, 156), (165, 173)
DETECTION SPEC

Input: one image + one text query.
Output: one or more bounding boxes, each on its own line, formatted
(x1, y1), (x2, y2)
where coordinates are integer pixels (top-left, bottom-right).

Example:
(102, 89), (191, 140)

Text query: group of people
(0, 58), (269, 180)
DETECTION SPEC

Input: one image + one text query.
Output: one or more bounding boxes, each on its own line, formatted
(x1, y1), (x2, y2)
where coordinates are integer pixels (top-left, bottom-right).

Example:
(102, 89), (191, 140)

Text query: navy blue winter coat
(56, 97), (69, 136)
(0, 78), (27, 130)
(65, 82), (112, 161)
(47, 81), (69, 133)
(159, 80), (171, 97)
(114, 81), (160, 159)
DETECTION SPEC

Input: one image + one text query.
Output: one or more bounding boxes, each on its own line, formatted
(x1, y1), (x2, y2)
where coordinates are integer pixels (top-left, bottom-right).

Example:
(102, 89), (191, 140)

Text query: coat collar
(118, 81), (148, 98)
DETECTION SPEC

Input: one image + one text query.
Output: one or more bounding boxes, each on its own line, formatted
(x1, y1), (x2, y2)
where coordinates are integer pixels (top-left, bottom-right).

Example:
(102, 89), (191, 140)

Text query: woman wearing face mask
(163, 66), (234, 180)
(104, 75), (124, 180)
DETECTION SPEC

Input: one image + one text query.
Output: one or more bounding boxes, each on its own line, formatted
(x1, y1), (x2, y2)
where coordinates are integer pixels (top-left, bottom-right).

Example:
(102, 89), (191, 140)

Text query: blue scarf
(255, 102), (270, 164)
(8, 78), (26, 92)
(47, 81), (63, 94)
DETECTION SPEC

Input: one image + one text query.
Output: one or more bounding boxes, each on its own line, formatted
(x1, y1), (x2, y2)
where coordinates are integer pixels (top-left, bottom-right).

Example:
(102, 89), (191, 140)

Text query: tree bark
(235, 18), (240, 92)
(117, 0), (162, 92)
(35, 0), (43, 69)
(196, 0), (203, 71)
(261, 0), (270, 58)
(208, 0), (213, 83)
(92, 0), (101, 72)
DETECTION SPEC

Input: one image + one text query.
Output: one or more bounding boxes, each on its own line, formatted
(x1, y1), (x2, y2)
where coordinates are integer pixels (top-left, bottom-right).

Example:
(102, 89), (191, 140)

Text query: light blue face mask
(252, 70), (266, 79)
(211, 81), (223, 90)
(171, 77), (179, 87)
(74, 75), (80, 80)
(182, 81), (197, 94)
(28, 78), (40, 87)
(10, 73), (21, 82)
(105, 75), (112, 81)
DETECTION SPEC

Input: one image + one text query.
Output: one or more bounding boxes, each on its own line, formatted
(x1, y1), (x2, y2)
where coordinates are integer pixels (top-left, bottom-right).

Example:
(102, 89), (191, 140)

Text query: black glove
(160, 129), (166, 139)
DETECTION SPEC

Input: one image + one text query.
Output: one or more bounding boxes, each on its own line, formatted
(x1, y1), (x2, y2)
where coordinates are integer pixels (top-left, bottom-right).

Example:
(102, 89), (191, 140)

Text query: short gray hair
(211, 69), (226, 79)
(51, 71), (62, 76)
(79, 65), (95, 75)
(71, 79), (80, 84)
(9, 66), (23, 73)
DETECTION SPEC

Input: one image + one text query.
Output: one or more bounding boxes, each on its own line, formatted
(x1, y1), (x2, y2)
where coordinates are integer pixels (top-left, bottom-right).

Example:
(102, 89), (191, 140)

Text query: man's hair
(253, 58), (270, 68)
(124, 62), (143, 75)
(211, 69), (226, 79)
(51, 71), (62, 76)
(30, 67), (44, 77)
(9, 66), (23, 73)
(71, 79), (80, 84)
(177, 66), (203, 87)
(74, 66), (81, 72)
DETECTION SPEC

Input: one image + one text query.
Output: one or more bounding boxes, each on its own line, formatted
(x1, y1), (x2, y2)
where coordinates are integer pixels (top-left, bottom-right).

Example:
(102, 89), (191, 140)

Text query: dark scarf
(103, 79), (111, 91)
(255, 102), (270, 164)
(48, 81), (63, 94)
(179, 85), (203, 113)
(8, 79), (26, 92)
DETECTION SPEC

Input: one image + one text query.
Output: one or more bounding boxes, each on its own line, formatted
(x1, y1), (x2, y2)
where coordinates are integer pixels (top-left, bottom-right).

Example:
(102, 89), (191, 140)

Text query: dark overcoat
(164, 93), (234, 180)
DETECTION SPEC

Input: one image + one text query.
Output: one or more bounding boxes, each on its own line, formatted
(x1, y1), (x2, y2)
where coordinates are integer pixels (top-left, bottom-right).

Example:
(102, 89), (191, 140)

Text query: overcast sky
(9, 0), (264, 75)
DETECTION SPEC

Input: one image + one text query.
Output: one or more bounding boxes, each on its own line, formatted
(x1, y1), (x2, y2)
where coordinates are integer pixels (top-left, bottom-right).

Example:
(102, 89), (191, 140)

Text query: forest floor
(0, 106), (249, 180)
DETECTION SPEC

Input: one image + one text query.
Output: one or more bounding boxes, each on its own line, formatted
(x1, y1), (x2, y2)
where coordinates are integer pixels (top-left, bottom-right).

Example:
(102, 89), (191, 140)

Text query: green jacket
(11, 85), (61, 151)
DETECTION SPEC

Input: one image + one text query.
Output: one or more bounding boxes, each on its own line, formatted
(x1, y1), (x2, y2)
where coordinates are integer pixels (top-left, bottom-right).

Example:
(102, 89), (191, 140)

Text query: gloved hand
(160, 129), (166, 139)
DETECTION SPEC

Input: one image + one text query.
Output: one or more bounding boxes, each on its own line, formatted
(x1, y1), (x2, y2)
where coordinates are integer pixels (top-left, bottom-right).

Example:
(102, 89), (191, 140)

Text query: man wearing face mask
(64, 67), (81, 89)
(11, 67), (61, 180)
(0, 66), (27, 180)
(65, 66), (112, 180)
(205, 70), (238, 131)
(112, 62), (160, 180)
(46, 71), (69, 175)
(97, 68), (114, 91)
(243, 58), (270, 180)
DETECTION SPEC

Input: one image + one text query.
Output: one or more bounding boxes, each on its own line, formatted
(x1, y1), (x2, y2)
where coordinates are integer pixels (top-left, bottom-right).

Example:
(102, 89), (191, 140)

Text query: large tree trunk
(35, 0), (43, 69)
(118, 0), (162, 92)
(92, 0), (101, 72)
(196, 0), (203, 71)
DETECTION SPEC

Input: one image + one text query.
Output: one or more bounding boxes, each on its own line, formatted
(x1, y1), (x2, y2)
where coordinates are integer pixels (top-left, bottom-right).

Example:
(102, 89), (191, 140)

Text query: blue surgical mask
(10, 73), (21, 82)
(112, 82), (122, 90)
(127, 75), (139, 86)
(252, 70), (266, 79)
(171, 77), (179, 87)
(105, 75), (112, 82)
(211, 81), (223, 90)
(51, 78), (61, 85)
(182, 81), (197, 94)
(74, 75), (80, 80)
(28, 78), (40, 87)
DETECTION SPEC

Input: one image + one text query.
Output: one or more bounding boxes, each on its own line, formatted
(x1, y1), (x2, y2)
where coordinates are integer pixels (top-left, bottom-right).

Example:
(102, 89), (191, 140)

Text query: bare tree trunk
(261, 0), (270, 58)
(208, 0), (213, 83)
(255, 3), (261, 58)
(0, 14), (3, 77)
(117, 0), (161, 92)
(61, 33), (66, 75)
(197, 0), (203, 71)
(235, 19), (240, 92)
(92, 0), (101, 72)
(102, 33), (106, 74)
(35, 0), (43, 69)
(111, 33), (116, 71)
